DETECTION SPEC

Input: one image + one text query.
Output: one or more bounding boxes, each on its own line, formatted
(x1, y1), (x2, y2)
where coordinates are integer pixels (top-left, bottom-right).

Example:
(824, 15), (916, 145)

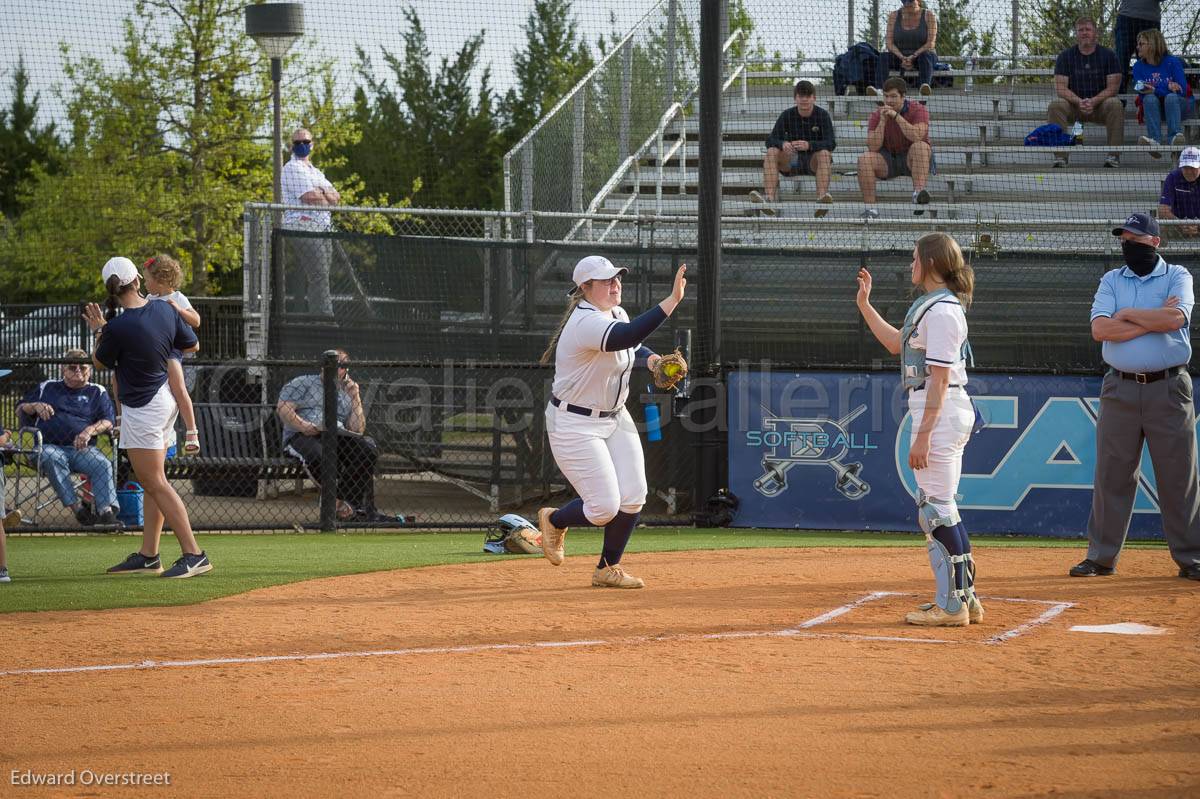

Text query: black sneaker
(1069, 559), (1115, 577)
(93, 509), (123, 531)
(353, 508), (408, 524)
(74, 505), (96, 526)
(162, 551), (212, 579)
(107, 551), (163, 575)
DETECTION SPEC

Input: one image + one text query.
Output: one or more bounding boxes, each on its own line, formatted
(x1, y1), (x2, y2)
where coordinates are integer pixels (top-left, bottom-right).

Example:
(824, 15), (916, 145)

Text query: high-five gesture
(661, 263), (688, 315)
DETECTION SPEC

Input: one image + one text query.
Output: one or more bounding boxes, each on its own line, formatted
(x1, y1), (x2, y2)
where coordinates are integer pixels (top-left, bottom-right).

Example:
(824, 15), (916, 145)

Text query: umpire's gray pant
(1086, 369), (1200, 569)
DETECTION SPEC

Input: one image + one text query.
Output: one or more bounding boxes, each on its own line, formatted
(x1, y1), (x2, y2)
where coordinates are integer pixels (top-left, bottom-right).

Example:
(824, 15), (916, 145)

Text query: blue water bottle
(644, 401), (663, 442)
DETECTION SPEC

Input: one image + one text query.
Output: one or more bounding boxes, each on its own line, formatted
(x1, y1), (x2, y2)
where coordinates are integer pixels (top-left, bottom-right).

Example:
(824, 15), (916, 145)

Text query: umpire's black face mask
(1122, 239), (1159, 277)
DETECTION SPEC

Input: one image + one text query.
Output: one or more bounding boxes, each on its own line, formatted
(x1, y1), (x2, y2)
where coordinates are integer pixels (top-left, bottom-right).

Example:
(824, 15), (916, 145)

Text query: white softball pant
(908, 389), (975, 520)
(546, 403), (648, 525)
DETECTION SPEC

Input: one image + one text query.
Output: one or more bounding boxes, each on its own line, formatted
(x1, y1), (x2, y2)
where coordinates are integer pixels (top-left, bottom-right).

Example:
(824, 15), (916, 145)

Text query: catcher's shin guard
(924, 533), (965, 614)
(964, 552), (984, 623)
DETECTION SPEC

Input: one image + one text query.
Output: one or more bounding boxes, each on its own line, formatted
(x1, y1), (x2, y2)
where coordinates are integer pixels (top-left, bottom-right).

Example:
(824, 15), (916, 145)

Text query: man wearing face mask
(281, 127), (340, 316)
(1073, 212), (1200, 581)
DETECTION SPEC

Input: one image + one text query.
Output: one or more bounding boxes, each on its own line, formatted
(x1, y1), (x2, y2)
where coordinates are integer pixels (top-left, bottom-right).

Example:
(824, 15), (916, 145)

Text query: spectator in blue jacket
(16, 349), (118, 527)
(748, 80), (837, 217)
(1159, 147), (1200, 238)
(1133, 29), (1193, 153)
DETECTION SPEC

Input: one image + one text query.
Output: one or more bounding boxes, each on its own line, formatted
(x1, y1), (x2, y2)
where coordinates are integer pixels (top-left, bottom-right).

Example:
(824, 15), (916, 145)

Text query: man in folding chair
(15, 349), (119, 528)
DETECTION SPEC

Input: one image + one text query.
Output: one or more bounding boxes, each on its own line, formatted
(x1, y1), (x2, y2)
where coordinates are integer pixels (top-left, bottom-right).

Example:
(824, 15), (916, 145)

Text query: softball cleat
(538, 507), (566, 566)
(905, 602), (968, 627)
(592, 565), (644, 589)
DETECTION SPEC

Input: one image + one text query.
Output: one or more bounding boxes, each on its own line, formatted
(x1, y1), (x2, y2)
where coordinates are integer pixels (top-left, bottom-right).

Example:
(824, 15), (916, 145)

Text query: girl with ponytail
(855, 233), (982, 627)
(534, 255), (687, 589)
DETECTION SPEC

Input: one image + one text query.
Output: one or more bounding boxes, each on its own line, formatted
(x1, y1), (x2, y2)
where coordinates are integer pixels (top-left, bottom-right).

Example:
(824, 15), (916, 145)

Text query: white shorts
(119, 382), (179, 451)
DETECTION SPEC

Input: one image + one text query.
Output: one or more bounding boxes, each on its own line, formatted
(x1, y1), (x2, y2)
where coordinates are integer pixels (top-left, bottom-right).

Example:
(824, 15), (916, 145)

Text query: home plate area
(792, 591), (1075, 645)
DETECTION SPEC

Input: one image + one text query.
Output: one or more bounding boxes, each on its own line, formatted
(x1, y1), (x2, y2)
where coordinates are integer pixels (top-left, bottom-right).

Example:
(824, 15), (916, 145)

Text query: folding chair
(7, 427), (118, 527)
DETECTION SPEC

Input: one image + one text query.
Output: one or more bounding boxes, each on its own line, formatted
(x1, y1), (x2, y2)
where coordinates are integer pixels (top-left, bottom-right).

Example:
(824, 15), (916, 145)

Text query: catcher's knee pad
(925, 535), (965, 614)
(915, 489), (961, 535)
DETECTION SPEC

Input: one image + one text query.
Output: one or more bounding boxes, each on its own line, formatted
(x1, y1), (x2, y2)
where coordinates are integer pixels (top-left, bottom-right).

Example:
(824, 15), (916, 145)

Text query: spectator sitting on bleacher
(1159, 147), (1200, 237)
(858, 77), (932, 217)
(16, 349), (119, 527)
(1114, 0), (1162, 96)
(867, 0), (938, 98)
(748, 80), (836, 218)
(276, 349), (395, 523)
(1133, 29), (1193, 154)
(1048, 16), (1124, 169)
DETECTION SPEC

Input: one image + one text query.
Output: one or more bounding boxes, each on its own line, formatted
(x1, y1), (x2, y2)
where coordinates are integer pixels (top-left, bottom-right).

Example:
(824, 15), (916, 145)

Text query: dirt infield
(3, 547), (1199, 798)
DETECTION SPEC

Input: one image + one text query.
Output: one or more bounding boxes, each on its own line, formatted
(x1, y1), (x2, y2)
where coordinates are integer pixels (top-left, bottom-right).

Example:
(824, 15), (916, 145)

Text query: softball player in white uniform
(856, 232), (982, 627)
(537, 256), (688, 588)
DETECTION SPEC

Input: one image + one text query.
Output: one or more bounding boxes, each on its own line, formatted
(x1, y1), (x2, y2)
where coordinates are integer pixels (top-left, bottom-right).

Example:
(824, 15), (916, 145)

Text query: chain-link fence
(0, 354), (694, 533)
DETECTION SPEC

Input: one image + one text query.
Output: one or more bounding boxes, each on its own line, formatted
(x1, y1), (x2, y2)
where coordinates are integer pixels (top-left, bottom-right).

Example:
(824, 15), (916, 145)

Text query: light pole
(245, 3), (304, 205)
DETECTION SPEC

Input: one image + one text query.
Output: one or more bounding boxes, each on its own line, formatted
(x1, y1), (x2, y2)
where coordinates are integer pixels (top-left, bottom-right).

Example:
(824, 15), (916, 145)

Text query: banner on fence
(727, 371), (1193, 538)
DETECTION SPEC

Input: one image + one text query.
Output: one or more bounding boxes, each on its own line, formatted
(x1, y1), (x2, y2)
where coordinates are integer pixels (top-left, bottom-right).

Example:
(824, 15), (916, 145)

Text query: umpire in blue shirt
(16, 348), (119, 527)
(1073, 213), (1200, 580)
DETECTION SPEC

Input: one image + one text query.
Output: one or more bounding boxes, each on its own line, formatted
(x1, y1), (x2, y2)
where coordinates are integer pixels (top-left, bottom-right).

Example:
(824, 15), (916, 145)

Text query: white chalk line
(0, 593), (1077, 678)
(984, 601), (1075, 645)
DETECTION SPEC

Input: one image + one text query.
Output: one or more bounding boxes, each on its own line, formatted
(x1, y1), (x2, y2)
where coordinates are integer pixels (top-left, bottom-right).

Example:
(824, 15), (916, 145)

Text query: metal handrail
(501, 0), (670, 219)
(567, 28), (749, 242)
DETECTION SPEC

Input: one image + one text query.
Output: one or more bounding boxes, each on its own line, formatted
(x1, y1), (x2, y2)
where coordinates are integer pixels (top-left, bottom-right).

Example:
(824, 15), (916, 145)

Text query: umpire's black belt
(551, 395), (619, 418)
(1111, 365), (1187, 384)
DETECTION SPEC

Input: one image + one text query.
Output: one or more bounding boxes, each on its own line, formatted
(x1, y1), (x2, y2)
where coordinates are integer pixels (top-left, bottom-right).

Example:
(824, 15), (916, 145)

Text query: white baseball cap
(569, 255), (627, 296)
(1180, 147), (1200, 169)
(102, 256), (139, 287)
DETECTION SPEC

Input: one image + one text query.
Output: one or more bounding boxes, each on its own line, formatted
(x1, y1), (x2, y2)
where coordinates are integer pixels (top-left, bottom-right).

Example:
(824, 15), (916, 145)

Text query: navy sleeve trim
(603, 306), (669, 352)
(924, 356), (955, 365)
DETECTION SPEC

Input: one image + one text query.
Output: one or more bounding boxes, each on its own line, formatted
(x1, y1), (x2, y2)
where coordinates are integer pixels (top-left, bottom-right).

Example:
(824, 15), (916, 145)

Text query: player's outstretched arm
(855, 268), (902, 355)
(603, 264), (688, 352)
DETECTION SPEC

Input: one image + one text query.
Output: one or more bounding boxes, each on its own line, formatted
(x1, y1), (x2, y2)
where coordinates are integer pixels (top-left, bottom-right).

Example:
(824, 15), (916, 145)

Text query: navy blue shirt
(94, 301), (198, 408)
(18, 380), (116, 446)
(1055, 45), (1120, 99)
(764, 105), (836, 152)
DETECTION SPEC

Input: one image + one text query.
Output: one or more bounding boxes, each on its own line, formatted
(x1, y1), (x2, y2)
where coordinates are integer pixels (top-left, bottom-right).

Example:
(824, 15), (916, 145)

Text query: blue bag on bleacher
(1023, 123), (1075, 147)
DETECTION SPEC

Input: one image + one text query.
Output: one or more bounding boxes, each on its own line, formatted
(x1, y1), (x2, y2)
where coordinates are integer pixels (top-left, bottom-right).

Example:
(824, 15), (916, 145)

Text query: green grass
(0, 529), (1167, 614)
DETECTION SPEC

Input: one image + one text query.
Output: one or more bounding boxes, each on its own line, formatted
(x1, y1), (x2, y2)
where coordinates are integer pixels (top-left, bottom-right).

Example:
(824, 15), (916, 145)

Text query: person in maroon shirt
(857, 77), (933, 217)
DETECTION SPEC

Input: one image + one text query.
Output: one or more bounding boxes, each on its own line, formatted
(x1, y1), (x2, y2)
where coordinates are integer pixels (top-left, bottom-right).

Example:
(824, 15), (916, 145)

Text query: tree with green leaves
(935, 0), (997, 59)
(0, 56), (61, 222)
(1022, 0), (1116, 57)
(340, 8), (503, 213)
(502, 0), (594, 140)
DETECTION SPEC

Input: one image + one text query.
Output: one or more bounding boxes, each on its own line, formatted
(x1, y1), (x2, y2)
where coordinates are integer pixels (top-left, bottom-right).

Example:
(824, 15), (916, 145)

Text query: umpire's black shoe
(1179, 563), (1200, 581)
(1069, 559), (1115, 577)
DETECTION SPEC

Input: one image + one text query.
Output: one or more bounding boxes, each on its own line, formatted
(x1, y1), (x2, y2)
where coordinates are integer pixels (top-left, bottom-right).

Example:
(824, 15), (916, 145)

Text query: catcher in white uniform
(537, 256), (688, 588)
(855, 232), (983, 627)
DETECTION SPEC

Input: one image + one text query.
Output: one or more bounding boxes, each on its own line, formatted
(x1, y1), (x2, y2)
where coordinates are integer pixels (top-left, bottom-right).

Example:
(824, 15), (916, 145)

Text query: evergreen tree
(502, 0), (594, 139)
(0, 56), (61, 221)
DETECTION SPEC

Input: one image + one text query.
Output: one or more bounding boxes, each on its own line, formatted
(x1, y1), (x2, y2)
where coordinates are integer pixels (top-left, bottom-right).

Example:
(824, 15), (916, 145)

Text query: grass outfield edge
(0, 529), (1169, 615)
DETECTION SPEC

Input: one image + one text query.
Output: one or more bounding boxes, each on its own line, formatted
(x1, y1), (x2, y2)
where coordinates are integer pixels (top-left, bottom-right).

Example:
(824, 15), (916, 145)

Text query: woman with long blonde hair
(855, 233), (980, 627)
(536, 256), (687, 589)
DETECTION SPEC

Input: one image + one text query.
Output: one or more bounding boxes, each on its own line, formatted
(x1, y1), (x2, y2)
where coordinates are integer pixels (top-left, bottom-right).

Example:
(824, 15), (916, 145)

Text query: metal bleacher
(590, 57), (1200, 253)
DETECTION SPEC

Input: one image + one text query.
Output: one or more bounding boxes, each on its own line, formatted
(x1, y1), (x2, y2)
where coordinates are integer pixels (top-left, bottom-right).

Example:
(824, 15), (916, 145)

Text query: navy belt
(911, 383), (964, 392)
(1112, 365), (1186, 384)
(551, 395), (619, 418)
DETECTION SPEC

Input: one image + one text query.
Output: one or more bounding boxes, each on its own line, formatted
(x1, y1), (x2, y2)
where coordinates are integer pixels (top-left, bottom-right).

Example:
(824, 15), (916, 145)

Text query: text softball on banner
(726, 371), (1194, 538)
